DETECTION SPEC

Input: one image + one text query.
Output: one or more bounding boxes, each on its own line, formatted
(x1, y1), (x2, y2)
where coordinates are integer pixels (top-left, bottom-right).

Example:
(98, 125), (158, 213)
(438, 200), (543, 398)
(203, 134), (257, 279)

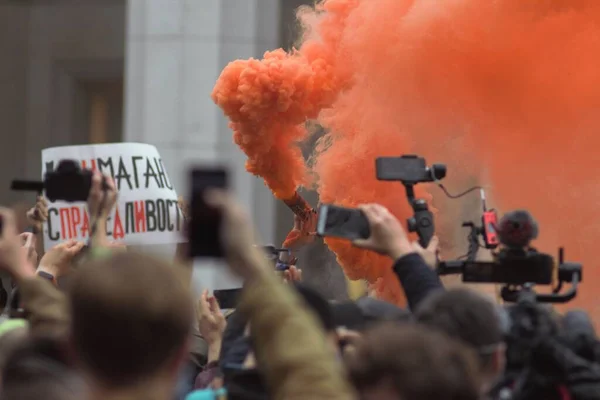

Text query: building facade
(0, 0), (312, 246)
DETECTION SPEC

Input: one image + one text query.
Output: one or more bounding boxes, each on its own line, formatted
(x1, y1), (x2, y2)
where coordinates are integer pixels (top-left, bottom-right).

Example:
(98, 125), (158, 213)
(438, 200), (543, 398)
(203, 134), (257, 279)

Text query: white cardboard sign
(41, 143), (184, 250)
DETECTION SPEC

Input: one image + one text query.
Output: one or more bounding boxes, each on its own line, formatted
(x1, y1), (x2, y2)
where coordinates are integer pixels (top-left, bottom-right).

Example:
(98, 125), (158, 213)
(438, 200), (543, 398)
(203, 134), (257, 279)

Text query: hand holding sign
(26, 196), (48, 232)
(87, 171), (119, 248)
(88, 171), (118, 222)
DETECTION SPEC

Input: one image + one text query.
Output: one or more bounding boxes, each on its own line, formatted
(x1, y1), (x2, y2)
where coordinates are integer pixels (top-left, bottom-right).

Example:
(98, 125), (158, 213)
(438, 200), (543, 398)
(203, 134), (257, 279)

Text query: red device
(480, 189), (499, 248)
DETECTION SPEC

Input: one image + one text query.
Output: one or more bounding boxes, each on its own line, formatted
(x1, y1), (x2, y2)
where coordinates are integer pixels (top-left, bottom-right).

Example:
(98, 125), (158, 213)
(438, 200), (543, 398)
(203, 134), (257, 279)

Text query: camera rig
(375, 155), (446, 247)
(437, 210), (583, 303)
(11, 159), (107, 202)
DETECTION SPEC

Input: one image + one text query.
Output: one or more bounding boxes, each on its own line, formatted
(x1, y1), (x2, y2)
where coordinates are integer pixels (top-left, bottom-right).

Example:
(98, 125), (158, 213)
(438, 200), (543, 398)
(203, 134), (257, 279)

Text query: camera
(437, 210), (583, 303)
(11, 160), (104, 202)
(375, 155), (447, 247)
(45, 160), (97, 202)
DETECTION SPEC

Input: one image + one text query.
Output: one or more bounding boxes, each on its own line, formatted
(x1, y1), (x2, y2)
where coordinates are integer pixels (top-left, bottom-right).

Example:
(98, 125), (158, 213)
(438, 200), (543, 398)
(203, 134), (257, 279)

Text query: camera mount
(375, 155), (447, 248)
(403, 184), (435, 248)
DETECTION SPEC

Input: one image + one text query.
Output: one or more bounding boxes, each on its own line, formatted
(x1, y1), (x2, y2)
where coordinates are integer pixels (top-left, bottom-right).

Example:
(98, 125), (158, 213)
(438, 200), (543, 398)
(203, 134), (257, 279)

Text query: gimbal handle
(403, 184), (435, 248)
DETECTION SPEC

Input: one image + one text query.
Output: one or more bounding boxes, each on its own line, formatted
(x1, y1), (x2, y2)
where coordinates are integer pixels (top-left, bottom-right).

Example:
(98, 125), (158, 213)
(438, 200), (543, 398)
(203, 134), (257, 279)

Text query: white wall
(124, 0), (279, 244)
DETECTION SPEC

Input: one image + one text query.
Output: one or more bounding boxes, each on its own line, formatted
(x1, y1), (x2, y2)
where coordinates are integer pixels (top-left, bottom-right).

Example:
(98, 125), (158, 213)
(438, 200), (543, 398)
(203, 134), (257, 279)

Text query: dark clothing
(219, 311), (248, 370)
(392, 253), (444, 311)
(194, 361), (219, 390)
(223, 367), (268, 400)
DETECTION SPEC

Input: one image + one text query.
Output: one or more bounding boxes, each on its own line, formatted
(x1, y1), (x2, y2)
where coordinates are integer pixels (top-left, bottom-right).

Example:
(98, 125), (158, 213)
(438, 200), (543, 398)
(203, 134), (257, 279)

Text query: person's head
(355, 297), (411, 327)
(1, 336), (85, 400)
(347, 323), (480, 400)
(69, 252), (193, 390)
(0, 319), (28, 373)
(293, 283), (337, 345)
(415, 288), (506, 391)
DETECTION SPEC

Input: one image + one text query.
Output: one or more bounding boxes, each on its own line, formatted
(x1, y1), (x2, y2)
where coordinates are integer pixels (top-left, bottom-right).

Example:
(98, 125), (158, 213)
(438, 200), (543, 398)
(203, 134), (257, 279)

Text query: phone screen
(189, 168), (228, 258)
(213, 288), (241, 310)
(316, 204), (370, 240)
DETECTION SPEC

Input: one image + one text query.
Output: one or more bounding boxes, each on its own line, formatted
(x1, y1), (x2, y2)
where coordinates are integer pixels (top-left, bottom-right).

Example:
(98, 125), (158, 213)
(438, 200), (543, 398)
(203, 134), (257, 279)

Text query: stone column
(124, 0), (280, 254)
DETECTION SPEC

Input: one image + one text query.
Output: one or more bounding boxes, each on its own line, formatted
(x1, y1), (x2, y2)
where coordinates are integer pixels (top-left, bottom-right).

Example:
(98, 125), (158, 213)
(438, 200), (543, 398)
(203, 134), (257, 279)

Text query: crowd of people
(0, 170), (599, 400)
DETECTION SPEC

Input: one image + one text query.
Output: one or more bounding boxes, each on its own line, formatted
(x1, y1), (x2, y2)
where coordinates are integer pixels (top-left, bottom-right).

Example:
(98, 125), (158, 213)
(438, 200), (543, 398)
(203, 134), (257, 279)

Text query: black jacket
(392, 253), (444, 311)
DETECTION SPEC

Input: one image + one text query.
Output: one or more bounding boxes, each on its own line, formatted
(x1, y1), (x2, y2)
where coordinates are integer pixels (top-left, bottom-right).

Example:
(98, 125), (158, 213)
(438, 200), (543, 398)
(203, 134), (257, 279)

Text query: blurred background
(0, 0), (315, 246)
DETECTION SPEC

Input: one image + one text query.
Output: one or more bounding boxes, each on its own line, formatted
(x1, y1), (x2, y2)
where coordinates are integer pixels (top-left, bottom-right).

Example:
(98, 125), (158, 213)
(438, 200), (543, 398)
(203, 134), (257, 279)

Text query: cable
(429, 167), (488, 199)
(437, 183), (485, 199)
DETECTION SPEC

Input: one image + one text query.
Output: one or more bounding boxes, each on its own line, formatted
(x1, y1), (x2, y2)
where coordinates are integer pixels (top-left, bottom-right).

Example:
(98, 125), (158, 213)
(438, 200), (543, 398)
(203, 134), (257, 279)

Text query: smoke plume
(214, 0), (600, 320)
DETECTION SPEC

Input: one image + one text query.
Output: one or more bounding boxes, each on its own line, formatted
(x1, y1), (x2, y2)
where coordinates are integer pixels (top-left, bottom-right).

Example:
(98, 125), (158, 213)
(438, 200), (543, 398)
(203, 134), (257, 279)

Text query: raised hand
(38, 239), (85, 278)
(26, 196), (48, 232)
(352, 204), (414, 260)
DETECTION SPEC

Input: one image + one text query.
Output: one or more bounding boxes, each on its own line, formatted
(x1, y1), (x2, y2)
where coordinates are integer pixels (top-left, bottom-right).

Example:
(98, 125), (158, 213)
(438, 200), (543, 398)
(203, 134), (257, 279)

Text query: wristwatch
(37, 271), (58, 286)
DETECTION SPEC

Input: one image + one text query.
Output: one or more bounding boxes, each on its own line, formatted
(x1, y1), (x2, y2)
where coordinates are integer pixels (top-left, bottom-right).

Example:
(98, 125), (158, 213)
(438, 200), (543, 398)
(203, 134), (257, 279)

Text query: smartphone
(482, 210), (499, 248)
(213, 288), (241, 310)
(316, 204), (370, 240)
(189, 168), (228, 258)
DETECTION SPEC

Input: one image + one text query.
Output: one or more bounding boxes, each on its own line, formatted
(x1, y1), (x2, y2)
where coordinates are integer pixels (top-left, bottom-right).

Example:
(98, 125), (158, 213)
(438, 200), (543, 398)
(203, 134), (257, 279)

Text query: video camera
(376, 155), (446, 247)
(11, 160), (106, 202)
(260, 245), (293, 271)
(437, 209), (582, 303)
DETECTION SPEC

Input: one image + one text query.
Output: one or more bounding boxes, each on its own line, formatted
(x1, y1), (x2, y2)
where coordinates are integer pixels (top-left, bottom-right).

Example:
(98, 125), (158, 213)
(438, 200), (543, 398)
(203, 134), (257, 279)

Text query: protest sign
(41, 143), (184, 250)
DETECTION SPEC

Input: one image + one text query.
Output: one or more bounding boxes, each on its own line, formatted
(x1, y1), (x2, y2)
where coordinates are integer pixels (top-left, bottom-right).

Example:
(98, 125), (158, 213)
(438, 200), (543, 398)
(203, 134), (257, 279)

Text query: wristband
(36, 271), (57, 286)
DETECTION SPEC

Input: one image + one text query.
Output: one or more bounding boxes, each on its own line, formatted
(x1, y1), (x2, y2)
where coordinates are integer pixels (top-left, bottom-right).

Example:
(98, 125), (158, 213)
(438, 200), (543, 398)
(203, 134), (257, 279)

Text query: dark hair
(1, 337), (83, 400)
(331, 301), (366, 331)
(415, 288), (503, 368)
(356, 297), (411, 326)
(347, 324), (480, 400)
(293, 283), (335, 332)
(69, 252), (192, 387)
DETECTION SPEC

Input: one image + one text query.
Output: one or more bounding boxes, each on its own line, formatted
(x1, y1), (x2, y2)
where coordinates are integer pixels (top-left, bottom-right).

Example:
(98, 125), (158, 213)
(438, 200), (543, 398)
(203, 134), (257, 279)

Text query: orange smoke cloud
(211, 1), (358, 199)
(308, 0), (600, 317)
(215, 0), (600, 320)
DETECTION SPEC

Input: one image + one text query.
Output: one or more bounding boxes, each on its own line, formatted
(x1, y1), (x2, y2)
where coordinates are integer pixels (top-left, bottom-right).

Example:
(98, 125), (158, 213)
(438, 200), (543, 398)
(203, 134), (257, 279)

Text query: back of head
(347, 323), (480, 400)
(415, 288), (503, 365)
(69, 252), (192, 388)
(293, 283), (335, 332)
(356, 297), (411, 326)
(561, 310), (599, 363)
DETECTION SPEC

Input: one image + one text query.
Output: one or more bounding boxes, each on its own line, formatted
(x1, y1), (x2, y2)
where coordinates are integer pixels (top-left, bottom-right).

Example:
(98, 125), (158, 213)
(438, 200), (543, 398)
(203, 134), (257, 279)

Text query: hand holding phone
(352, 204), (414, 260)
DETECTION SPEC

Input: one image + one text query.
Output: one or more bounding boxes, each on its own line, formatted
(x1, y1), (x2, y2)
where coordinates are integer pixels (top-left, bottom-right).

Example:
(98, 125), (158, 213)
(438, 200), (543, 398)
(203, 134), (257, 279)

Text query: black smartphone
(189, 168), (228, 258)
(316, 204), (370, 240)
(213, 288), (241, 310)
